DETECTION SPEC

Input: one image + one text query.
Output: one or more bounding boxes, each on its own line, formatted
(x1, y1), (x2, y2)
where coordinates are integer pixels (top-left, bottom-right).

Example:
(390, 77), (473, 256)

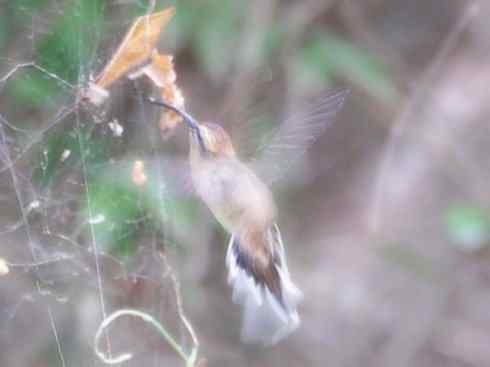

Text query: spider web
(0, 1), (197, 366)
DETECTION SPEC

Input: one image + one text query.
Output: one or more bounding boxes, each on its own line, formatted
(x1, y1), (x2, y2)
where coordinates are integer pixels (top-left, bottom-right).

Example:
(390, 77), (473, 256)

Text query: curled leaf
(95, 7), (176, 89)
(130, 51), (185, 137)
(83, 7), (175, 105)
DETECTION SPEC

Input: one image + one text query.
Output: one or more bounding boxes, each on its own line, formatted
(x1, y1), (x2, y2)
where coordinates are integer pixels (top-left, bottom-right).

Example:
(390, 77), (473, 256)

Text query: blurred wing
(218, 69), (285, 160)
(249, 89), (349, 185)
(229, 96), (278, 160)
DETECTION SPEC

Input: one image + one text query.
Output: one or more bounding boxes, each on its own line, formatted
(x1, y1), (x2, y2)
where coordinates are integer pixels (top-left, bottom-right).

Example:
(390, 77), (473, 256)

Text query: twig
(160, 253), (200, 351)
(48, 308), (66, 367)
(6, 254), (74, 268)
(94, 252), (200, 366)
(94, 309), (198, 366)
(0, 90), (67, 367)
(0, 61), (75, 89)
(74, 105), (113, 360)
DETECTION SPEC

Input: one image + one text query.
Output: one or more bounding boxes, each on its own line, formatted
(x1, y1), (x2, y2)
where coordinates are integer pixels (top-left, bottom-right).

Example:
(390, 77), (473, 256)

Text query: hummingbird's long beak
(147, 97), (207, 153)
(147, 97), (199, 130)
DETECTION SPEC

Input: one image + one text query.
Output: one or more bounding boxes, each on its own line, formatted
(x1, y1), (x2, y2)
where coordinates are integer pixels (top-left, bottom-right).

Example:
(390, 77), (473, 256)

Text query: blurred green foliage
(3, 0), (396, 260)
(36, 0), (104, 82)
(6, 0), (104, 106)
(7, 71), (60, 108)
(3, 0), (396, 109)
(445, 205), (490, 251)
(174, 1), (244, 80)
(171, 1), (397, 101)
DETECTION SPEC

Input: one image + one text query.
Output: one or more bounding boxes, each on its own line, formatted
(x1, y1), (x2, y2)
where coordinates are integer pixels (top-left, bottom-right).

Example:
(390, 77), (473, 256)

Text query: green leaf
(446, 205), (490, 251)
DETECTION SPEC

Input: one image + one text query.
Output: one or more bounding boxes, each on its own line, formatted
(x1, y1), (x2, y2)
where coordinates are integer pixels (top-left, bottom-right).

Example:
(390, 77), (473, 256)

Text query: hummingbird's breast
(190, 157), (276, 233)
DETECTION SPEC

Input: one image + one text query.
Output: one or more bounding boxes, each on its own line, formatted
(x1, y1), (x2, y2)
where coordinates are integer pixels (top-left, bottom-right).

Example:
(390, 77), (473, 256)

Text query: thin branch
(0, 61), (75, 89)
(94, 309), (198, 366)
(0, 82), (66, 367)
(47, 308), (67, 367)
(74, 102), (113, 359)
(161, 253), (200, 351)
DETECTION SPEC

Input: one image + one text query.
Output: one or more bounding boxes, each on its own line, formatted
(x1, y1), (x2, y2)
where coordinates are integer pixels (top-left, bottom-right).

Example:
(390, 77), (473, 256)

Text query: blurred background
(1, 0), (489, 366)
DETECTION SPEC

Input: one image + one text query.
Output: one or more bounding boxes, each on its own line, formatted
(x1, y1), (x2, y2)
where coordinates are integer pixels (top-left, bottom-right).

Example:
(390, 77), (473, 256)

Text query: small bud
(88, 214), (106, 225)
(108, 120), (124, 137)
(132, 160), (147, 187)
(61, 149), (71, 162)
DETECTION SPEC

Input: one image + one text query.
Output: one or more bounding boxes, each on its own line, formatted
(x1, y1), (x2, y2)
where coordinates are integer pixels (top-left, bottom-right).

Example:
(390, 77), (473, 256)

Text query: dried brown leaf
(95, 7), (176, 90)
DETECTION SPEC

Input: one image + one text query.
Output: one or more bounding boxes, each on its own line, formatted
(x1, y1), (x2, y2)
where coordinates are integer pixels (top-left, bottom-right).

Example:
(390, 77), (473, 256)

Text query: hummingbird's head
(147, 97), (235, 158)
(195, 122), (235, 158)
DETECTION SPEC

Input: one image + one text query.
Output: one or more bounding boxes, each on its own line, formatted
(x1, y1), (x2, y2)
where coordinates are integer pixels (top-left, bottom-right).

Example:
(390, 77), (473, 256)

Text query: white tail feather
(226, 232), (303, 345)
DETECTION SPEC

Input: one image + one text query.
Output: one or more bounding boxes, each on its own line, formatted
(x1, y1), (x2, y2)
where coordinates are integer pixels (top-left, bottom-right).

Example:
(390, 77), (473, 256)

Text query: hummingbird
(148, 89), (347, 345)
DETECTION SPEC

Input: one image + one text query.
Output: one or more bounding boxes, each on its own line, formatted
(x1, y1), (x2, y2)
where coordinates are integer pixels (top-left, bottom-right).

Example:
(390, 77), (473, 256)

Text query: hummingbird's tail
(226, 224), (303, 345)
